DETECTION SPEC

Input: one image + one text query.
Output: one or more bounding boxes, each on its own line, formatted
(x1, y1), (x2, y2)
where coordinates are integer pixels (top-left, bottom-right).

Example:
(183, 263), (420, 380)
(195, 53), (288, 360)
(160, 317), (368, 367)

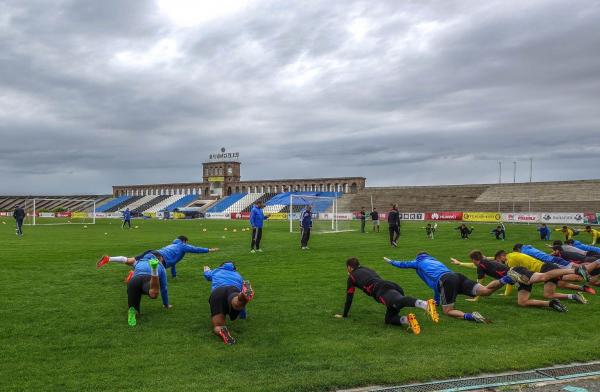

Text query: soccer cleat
(573, 292), (588, 304)
(549, 299), (568, 312)
(124, 270), (134, 284)
(128, 307), (137, 327)
(149, 258), (159, 271)
(218, 327), (236, 345)
(96, 255), (110, 268)
(576, 266), (590, 282)
(406, 313), (421, 335)
(250, 249), (256, 254)
(507, 268), (530, 285)
(242, 280), (254, 301)
(425, 299), (439, 323)
(257, 249), (263, 252)
(471, 312), (490, 324)
(582, 285), (596, 295)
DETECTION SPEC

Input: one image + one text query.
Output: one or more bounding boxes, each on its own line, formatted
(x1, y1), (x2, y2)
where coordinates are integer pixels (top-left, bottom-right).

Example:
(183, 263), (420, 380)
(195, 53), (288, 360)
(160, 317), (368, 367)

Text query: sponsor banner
(208, 176), (225, 182)
(462, 212), (501, 222)
(501, 213), (541, 223)
(172, 212), (186, 219)
(425, 212), (463, 221)
(266, 212), (288, 220)
(204, 212), (231, 219)
(400, 212), (425, 221)
(39, 212), (55, 218)
(71, 212), (87, 219)
(540, 212), (584, 224)
(319, 212), (354, 221)
(0, 212), (10, 216)
(56, 212), (72, 218)
(583, 212), (598, 225)
(377, 212), (387, 220)
(94, 212), (107, 218)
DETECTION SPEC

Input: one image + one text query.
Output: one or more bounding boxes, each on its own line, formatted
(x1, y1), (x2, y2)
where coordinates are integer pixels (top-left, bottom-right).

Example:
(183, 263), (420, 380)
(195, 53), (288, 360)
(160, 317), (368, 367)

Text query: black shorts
(540, 263), (561, 284)
(134, 249), (154, 261)
(373, 280), (405, 300)
(512, 267), (535, 292)
(208, 286), (241, 320)
(438, 273), (478, 306)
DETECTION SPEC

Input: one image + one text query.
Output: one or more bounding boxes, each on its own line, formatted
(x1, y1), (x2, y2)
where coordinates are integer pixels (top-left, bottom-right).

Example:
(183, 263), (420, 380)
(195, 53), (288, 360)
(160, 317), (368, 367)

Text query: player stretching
(500, 250), (588, 304)
(455, 224), (474, 239)
(555, 225), (579, 241)
(97, 236), (218, 283)
(334, 258), (438, 334)
(203, 262), (254, 345)
(583, 225), (600, 245)
(385, 252), (515, 323)
(452, 250), (584, 310)
(126, 252), (171, 327)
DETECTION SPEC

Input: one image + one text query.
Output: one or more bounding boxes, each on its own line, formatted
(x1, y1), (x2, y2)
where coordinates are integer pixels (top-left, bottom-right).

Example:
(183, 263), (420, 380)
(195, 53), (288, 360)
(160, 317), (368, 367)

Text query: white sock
(415, 300), (428, 310)
(151, 266), (158, 277)
(399, 316), (408, 325)
(109, 256), (127, 263)
(568, 294), (575, 300)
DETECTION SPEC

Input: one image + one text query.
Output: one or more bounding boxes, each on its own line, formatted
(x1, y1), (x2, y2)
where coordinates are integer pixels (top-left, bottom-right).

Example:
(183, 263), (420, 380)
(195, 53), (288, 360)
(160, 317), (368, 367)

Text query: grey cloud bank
(1, 0), (599, 194)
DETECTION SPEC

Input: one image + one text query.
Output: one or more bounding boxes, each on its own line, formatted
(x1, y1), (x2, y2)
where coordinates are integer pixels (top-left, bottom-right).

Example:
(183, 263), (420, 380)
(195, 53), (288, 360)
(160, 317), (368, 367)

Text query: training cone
(224, 228), (228, 231)
(135, 226), (139, 229)
(83, 225), (87, 228)
(202, 228), (207, 232)
(233, 229), (237, 233)
(104, 232), (108, 235)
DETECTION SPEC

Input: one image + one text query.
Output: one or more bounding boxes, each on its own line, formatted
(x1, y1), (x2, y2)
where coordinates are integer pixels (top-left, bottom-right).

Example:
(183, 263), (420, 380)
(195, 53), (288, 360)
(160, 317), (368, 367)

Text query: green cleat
(128, 307), (137, 327)
(573, 292), (588, 304)
(149, 258), (159, 271)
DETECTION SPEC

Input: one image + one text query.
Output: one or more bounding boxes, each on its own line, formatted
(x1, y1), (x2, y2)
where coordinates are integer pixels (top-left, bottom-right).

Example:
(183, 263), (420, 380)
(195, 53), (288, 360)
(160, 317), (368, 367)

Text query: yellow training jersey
(506, 252), (544, 273)
(555, 227), (574, 240)
(588, 229), (600, 245)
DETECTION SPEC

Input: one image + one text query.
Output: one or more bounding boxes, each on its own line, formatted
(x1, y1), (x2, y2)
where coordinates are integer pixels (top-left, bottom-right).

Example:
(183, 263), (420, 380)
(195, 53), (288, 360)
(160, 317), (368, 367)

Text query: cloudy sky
(1, 0), (599, 195)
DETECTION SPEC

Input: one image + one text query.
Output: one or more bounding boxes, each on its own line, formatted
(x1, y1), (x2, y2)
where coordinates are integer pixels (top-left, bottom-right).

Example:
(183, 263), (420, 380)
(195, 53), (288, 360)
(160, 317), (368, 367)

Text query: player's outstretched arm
(384, 257), (417, 269)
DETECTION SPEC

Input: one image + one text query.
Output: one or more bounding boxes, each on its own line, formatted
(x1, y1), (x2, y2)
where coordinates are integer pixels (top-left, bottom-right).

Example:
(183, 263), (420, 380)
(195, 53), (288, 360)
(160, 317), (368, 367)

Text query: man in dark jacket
(250, 201), (267, 253)
(387, 204), (400, 246)
(370, 208), (380, 232)
(359, 207), (366, 233)
(13, 205), (26, 236)
(300, 205), (312, 249)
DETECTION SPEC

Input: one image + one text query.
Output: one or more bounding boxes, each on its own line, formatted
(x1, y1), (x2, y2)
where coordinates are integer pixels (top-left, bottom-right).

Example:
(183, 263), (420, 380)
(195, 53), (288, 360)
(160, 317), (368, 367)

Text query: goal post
(288, 194), (352, 233)
(24, 198), (97, 226)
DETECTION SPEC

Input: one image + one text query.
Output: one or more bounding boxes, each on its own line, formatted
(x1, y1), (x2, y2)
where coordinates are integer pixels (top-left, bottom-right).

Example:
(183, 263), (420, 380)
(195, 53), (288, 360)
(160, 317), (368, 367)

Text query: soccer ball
(221, 235), (225, 239)
(104, 232), (108, 235)
(135, 226), (139, 229)
(233, 229), (237, 233)
(202, 228), (207, 232)
(83, 225), (88, 228)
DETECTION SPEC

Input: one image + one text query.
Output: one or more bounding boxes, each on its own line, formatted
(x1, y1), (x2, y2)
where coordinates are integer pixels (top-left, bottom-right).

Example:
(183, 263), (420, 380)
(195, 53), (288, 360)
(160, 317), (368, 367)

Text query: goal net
(23, 198), (96, 225)
(289, 194), (353, 233)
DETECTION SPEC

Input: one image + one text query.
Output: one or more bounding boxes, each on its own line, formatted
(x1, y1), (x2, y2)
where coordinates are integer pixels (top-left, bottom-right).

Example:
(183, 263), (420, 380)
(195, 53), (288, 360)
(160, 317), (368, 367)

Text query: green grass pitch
(1, 218), (598, 391)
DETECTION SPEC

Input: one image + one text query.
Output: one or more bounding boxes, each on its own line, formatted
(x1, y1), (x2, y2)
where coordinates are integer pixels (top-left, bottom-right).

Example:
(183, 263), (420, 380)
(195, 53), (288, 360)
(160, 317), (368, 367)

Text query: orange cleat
(96, 255), (109, 268)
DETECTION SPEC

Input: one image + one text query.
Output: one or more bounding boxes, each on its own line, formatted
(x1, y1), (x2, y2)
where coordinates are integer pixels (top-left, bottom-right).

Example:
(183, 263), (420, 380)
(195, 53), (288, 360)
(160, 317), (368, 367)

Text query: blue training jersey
(133, 255), (169, 306)
(388, 253), (451, 304)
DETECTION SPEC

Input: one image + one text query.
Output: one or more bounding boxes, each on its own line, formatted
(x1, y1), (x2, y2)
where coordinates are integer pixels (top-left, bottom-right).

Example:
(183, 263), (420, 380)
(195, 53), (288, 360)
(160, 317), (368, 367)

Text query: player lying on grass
(203, 262), (253, 345)
(552, 240), (600, 263)
(512, 243), (592, 273)
(452, 250), (587, 310)
(455, 224), (474, 239)
(498, 250), (589, 304)
(126, 252), (170, 327)
(97, 235), (218, 279)
(384, 252), (516, 323)
(334, 258), (438, 335)
(569, 239), (600, 255)
(583, 225), (600, 245)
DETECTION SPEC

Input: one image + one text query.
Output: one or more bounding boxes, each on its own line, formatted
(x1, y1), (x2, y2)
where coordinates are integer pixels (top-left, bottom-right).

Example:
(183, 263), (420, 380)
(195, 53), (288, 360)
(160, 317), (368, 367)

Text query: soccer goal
(23, 198), (96, 226)
(289, 194), (353, 233)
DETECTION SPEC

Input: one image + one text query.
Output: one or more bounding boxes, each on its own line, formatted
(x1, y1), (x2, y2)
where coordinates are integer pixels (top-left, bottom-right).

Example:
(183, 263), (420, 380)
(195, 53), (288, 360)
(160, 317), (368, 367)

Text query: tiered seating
(206, 194), (246, 213)
(0, 195), (111, 212)
(97, 196), (130, 212)
(241, 193), (276, 212)
(133, 195), (170, 213)
(144, 195), (184, 213)
(224, 193), (263, 213)
(119, 196), (156, 212)
(165, 194), (199, 211)
(105, 196), (143, 213)
(337, 179), (600, 213)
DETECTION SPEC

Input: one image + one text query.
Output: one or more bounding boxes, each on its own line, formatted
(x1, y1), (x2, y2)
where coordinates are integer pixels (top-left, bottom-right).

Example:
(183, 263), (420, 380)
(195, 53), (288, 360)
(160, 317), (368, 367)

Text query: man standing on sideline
(300, 205), (312, 250)
(370, 208), (380, 232)
(122, 208), (132, 229)
(13, 204), (25, 237)
(250, 201), (267, 253)
(359, 207), (366, 233)
(388, 204), (400, 247)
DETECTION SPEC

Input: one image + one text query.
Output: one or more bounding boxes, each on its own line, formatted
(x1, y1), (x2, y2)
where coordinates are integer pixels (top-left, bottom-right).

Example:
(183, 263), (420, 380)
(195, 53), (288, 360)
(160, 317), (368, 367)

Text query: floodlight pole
(528, 158), (533, 215)
(512, 161), (516, 214)
(498, 161), (502, 213)
(33, 198), (36, 226)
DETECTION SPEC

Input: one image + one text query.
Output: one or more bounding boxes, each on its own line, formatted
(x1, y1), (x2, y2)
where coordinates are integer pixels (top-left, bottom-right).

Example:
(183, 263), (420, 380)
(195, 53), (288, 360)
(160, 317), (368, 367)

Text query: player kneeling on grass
(452, 250), (583, 311)
(97, 235), (219, 280)
(203, 262), (254, 345)
(334, 258), (438, 334)
(127, 252), (171, 327)
(498, 250), (589, 304)
(384, 252), (517, 323)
